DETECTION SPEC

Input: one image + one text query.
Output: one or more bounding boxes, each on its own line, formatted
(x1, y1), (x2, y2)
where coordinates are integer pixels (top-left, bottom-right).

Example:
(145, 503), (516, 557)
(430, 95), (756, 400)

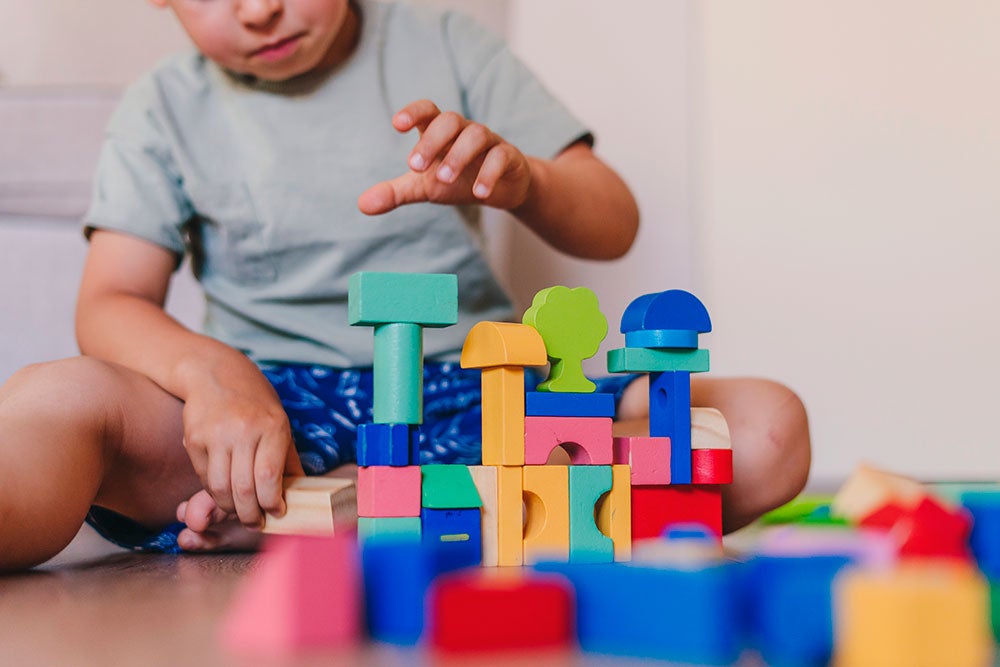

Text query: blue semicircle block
(620, 290), (712, 334)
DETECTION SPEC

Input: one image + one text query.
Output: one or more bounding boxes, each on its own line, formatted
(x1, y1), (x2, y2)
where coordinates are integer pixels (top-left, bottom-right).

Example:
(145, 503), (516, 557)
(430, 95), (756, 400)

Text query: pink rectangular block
(524, 416), (613, 465)
(357, 466), (421, 517)
(613, 436), (671, 485)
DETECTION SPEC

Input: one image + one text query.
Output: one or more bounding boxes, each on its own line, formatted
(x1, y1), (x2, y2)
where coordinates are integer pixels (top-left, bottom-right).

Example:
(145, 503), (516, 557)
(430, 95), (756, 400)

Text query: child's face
(151, 0), (354, 81)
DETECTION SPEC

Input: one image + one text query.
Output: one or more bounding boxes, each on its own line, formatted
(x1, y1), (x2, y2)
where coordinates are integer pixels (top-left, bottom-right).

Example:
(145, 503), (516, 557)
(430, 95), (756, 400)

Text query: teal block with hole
(348, 272), (458, 327)
(569, 466), (614, 563)
(607, 347), (710, 374)
(421, 465), (483, 509)
(373, 322), (423, 424)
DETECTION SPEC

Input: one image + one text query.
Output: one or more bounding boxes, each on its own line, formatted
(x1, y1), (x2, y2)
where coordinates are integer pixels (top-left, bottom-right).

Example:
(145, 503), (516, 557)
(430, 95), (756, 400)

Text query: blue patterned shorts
(85, 360), (639, 552)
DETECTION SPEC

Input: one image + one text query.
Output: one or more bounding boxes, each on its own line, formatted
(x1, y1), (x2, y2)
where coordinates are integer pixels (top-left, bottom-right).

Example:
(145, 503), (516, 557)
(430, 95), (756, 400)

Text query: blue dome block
(620, 290), (712, 334)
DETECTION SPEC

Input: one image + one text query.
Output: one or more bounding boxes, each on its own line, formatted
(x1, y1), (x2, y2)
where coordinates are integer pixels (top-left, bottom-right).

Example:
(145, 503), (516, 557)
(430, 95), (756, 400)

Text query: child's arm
(358, 100), (639, 260)
(76, 230), (303, 528)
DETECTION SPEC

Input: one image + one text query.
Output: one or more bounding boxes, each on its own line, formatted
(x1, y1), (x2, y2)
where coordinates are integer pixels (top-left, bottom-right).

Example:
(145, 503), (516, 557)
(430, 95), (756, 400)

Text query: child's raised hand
(358, 99), (532, 215)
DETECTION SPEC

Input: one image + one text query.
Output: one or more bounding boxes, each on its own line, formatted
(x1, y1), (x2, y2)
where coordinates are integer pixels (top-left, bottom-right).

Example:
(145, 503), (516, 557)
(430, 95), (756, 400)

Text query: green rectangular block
(421, 465), (483, 509)
(569, 466), (614, 563)
(606, 347), (710, 373)
(357, 516), (422, 542)
(349, 272), (458, 327)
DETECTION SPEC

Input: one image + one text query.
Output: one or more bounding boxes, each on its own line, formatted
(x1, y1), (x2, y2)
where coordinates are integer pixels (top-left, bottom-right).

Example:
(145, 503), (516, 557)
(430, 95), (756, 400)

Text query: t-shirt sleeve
(440, 11), (593, 161)
(82, 76), (192, 262)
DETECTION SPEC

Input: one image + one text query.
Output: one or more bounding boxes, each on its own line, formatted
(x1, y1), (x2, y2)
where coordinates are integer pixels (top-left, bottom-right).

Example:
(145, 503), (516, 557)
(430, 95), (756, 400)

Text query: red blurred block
(860, 496), (973, 561)
(220, 534), (361, 655)
(429, 570), (575, 653)
(631, 485), (723, 540)
(691, 449), (733, 485)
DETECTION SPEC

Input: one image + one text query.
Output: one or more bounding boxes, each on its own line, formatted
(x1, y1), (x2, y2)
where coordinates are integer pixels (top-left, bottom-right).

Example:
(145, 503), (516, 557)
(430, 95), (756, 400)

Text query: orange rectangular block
(497, 465), (524, 567)
(523, 465), (570, 565)
(481, 367), (526, 466)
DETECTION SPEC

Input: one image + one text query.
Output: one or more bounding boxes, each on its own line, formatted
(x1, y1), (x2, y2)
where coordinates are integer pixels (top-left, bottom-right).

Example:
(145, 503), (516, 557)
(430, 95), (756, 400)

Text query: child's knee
(4, 357), (123, 425)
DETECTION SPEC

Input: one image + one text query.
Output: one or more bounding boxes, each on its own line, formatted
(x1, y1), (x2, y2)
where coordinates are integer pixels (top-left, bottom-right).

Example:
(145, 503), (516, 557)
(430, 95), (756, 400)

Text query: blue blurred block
(962, 491), (1000, 579)
(649, 371), (691, 484)
(357, 422), (420, 466)
(421, 508), (482, 570)
(619, 290), (712, 334)
(742, 555), (852, 667)
(526, 391), (616, 418)
(536, 561), (740, 665)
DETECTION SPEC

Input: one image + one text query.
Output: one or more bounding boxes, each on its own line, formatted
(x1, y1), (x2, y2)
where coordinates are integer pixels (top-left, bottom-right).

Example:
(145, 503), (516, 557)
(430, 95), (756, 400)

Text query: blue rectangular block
(962, 491), (1000, 579)
(649, 371), (691, 484)
(421, 508), (482, 570)
(526, 391), (616, 418)
(357, 422), (420, 466)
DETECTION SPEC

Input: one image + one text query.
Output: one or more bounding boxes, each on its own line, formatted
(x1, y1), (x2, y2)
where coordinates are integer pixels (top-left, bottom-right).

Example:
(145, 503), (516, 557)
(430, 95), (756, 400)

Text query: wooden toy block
(357, 465), (421, 518)
(220, 534), (360, 655)
(691, 448), (733, 484)
(607, 347), (709, 373)
(831, 463), (926, 523)
(619, 289), (712, 335)
(624, 328), (699, 349)
(523, 465), (570, 565)
(421, 508), (483, 569)
(525, 390), (616, 418)
(461, 322), (547, 466)
(356, 422), (418, 466)
(357, 516), (421, 543)
(420, 464), (482, 509)
(834, 561), (994, 667)
(497, 465), (524, 567)
(691, 407), (731, 449)
(348, 271), (458, 327)
(612, 435), (671, 485)
(595, 464), (632, 561)
(429, 569), (574, 653)
(524, 415), (613, 465)
(372, 321), (423, 424)
(961, 491), (1000, 579)
(569, 466), (614, 563)
(262, 476), (357, 536)
(468, 466), (499, 567)
(631, 484), (723, 540)
(536, 560), (739, 665)
(649, 371), (692, 484)
(522, 286), (608, 393)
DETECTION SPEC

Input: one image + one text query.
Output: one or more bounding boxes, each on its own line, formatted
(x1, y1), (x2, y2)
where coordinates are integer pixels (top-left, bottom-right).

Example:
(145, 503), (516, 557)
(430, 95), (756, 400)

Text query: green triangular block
(421, 465), (483, 509)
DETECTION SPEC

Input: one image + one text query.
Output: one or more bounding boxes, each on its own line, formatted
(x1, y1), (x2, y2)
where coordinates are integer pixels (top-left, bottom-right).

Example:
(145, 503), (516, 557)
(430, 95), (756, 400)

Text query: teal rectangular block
(358, 516), (422, 542)
(373, 322), (423, 424)
(421, 465), (483, 509)
(569, 466), (614, 563)
(349, 272), (458, 327)
(607, 347), (709, 374)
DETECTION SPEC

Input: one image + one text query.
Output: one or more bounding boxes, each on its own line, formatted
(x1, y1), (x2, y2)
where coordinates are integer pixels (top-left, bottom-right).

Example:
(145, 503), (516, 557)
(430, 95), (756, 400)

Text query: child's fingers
(357, 173), (426, 215)
(436, 122), (496, 184)
(393, 99), (442, 133)
(254, 432), (291, 516)
(180, 489), (230, 533)
(206, 447), (236, 515)
(230, 440), (264, 528)
(284, 446), (305, 477)
(474, 143), (519, 199)
(408, 111), (464, 172)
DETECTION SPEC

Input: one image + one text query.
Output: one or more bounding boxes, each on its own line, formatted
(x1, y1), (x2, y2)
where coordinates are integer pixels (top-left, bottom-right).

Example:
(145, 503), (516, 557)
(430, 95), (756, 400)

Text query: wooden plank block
(468, 466), (500, 567)
(262, 477), (357, 536)
(691, 407), (732, 450)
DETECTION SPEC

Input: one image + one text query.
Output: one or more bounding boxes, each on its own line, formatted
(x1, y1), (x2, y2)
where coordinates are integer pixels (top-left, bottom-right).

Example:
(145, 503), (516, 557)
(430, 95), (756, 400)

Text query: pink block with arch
(524, 415), (613, 465)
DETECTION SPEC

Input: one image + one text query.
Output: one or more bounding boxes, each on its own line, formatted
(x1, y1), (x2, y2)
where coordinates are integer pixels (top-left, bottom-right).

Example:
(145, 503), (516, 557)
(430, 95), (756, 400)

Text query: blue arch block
(620, 290), (712, 334)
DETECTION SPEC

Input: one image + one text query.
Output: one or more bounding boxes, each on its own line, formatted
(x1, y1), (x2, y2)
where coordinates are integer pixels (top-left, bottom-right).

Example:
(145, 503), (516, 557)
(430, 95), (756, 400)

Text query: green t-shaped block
(349, 272), (458, 327)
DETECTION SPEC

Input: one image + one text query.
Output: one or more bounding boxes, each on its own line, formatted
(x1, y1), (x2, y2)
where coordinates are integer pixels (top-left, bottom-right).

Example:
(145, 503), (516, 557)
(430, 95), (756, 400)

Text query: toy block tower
(349, 271), (458, 542)
(608, 290), (731, 540)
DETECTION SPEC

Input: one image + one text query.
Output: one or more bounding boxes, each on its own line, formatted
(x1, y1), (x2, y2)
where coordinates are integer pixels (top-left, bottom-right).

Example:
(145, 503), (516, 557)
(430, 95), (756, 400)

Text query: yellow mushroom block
(522, 465), (570, 565)
(596, 464), (632, 562)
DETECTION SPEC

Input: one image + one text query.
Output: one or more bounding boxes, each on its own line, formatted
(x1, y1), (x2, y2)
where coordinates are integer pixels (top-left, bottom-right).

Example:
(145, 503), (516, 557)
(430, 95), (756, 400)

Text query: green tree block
(606, 347), (710, 373)
(373, 322), (422, 424)
(421, 465), (483, 509)
(358, 517), (422, 542)
(523, 286), (607, 393)
(569, 466), (614, 563)
(348, 272), (458, 327)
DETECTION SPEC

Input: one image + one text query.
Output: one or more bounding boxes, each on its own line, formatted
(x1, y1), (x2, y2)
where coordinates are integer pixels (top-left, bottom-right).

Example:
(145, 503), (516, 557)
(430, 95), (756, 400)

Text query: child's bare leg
(0, 357), (202, 570)
(615, 376), (811, 532)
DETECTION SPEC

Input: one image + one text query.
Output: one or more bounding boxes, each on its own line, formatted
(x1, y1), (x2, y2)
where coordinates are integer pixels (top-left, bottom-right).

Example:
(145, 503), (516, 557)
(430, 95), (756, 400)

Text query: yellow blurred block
(596, 464), (632, 561)
(480, 367), (526, 466)
(834, 562), (995, 667)
(468, 466), (499, 567)
(497, 465), (524, 567)
(523, 465), (570, 565)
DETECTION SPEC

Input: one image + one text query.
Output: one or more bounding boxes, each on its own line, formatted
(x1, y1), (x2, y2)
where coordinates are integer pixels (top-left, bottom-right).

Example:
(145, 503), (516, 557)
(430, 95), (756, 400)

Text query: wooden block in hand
(263, 476), (357, 536)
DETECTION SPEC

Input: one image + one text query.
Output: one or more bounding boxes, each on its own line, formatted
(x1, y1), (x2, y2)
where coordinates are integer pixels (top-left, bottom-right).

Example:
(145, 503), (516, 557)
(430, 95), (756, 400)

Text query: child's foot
(175, 490), (262, 553)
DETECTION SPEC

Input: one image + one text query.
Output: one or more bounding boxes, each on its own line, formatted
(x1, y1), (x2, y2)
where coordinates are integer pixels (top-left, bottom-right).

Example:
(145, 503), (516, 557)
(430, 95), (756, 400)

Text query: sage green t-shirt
(84, 0), (590, 367)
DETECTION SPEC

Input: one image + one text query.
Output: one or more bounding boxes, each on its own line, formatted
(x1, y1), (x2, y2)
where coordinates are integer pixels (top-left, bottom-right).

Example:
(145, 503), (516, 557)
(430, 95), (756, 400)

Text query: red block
(691, 449), (733, 485)
(429, 570), (575, 653)
(631, 485), (723, 540)
(860, 496), (973, 561)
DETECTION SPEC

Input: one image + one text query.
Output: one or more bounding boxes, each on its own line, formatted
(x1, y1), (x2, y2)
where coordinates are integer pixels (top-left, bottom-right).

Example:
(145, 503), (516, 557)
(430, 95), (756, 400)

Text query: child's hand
(358, 99), (532, 215)
(179, 370), (303, 530)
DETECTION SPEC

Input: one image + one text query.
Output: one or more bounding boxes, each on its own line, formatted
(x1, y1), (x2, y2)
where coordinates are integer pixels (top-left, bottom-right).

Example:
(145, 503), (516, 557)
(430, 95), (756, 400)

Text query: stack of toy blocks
(349, 272), (458, 543)
(607, 289), (732, 540)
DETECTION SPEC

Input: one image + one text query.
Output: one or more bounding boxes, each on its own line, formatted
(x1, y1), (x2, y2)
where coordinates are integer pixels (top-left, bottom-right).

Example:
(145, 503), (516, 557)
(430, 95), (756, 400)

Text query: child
(0, 0), (809, 570)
